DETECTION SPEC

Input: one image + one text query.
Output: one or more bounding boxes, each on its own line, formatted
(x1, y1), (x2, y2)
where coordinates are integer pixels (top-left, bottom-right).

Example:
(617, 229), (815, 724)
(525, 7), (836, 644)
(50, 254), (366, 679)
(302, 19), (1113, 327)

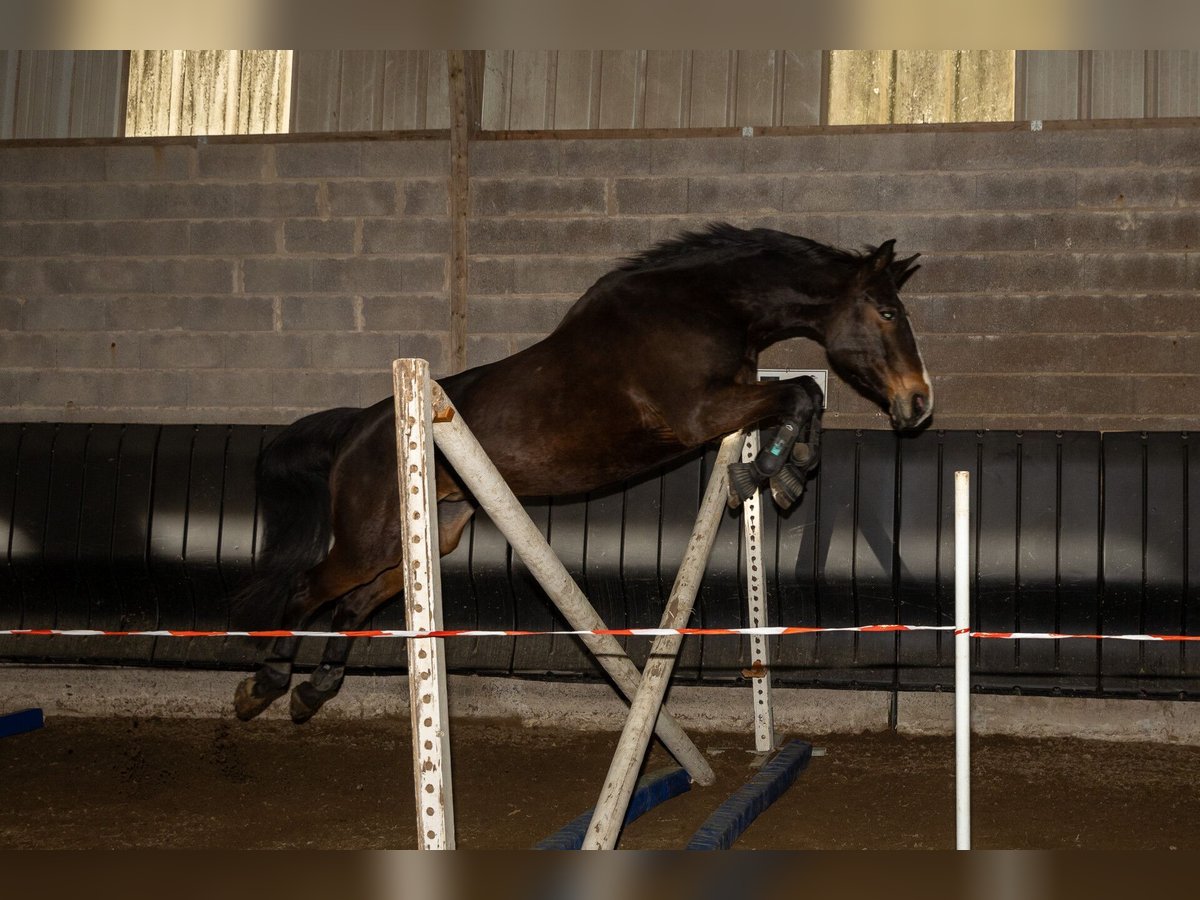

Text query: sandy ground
(2, 715), (1200, 850)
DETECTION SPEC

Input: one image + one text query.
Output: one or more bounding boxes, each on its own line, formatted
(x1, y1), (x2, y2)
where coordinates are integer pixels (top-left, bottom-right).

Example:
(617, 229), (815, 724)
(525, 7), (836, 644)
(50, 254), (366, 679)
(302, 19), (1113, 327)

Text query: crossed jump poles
(394, 358), (780, 850)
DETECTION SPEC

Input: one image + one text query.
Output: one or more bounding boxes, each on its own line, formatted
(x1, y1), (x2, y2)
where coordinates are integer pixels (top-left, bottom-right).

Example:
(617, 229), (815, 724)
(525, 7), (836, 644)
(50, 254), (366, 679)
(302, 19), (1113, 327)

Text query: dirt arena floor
(3, 715), (1200, 850)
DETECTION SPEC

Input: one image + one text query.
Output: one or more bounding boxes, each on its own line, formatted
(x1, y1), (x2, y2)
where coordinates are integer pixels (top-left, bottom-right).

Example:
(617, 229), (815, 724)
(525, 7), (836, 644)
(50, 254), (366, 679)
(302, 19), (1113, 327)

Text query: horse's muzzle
(890, 390), (932, 431)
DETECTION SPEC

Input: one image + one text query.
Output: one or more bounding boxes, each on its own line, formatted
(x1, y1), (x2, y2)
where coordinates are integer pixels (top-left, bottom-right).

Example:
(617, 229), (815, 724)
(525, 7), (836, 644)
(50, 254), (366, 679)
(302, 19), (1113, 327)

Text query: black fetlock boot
(728, 418), (802, 507)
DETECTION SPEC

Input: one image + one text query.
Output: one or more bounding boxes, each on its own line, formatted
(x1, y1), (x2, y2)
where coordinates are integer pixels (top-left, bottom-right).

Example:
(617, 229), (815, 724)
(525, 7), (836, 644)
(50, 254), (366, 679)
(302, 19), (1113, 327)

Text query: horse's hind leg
(234, 577), (328, 721)
(288, 499), (477, 723)
(288, 567), (405, 723)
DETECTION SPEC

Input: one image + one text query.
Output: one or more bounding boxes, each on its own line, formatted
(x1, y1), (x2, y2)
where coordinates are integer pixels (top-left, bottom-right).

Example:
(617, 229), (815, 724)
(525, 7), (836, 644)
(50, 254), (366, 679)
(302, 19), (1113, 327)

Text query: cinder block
(975, 171), (1077, 210)
(1076, 170), (1178, 209)
(104, 145), (193, 181)
(877, 173), (976, 211)
(360, 295), (447, 332)
(0, 332), (54, 367)
(105, 371), (190, 407)
(102, 220), (191, 256)
(470, 141), (561, 177)
(197, 143), (272, 179)
(0, 147), (106, 182)
(511, 257), (611, 295)
(0, 298), (21, 330)
(781, 174), (881, 212)
(234, 183), (321, 218)
(281, 296), (358, 331)
(362, 218), (451, 255)
(179, 296), (276, 332)
(469, 297), (573, 335)
(284, 219), (356, 254)
(401, 180), (449, 216)
(649, 138), (744, 175)
(53, 333), (137, 369)
(837, 132), (938, 173)
(191, 220), (278, 256)
(560, 140), (653, 176)
(361, 140), (449, 178)
(139, 333), (226, 369)
(613, 178), (688, 214)
(223, 334), (310, 370)
(327, 181), (398, 216)
(312, 258), (407, 293)
(0, 184), (92, 220)
(469, 217), (651, 256)
(275, 142), (363, 178)
(270, 370), (363, 408)
(243, 258), (315, 293)
(743, 135), (842, 173)
(21, 296), (109, 331)
(687, 175), (782, 213)
(471, 178), (606, 216)
(17, 222), (105, 256)
(466, 334), (513, 368)
(19, 370), (107, 407)
(467, 258), (514, 295)
(41, 259), (168, 294)
(188, 371), (275, 408)
(161, 259), (238, 294)
(401, 256), (447, 293)
(309, 332), (406, 369)
(394, 333), (446, 373)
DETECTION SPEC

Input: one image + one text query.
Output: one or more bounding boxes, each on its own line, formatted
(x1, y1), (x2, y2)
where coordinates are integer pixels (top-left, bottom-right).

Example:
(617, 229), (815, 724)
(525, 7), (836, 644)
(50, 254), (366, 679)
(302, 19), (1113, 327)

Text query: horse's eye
(879, 309), (897, 321)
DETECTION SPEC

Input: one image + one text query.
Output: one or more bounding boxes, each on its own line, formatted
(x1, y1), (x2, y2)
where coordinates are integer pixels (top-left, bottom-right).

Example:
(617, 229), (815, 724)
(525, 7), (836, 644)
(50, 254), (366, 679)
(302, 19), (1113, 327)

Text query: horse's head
(823, 240), (932, 431)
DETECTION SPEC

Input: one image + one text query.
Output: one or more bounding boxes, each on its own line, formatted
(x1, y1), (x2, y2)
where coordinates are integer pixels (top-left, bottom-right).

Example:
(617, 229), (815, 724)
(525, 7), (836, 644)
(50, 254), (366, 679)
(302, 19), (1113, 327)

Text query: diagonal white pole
(394, 359), (455, 849)
(954, 470), (971, 851)
(582, 433), (744, 850)
(428, 382), (716, 787)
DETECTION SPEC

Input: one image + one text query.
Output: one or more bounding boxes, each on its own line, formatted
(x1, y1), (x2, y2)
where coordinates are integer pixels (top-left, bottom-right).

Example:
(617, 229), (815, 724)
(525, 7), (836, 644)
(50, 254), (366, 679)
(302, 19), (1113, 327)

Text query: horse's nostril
(912, 393), (928, 417)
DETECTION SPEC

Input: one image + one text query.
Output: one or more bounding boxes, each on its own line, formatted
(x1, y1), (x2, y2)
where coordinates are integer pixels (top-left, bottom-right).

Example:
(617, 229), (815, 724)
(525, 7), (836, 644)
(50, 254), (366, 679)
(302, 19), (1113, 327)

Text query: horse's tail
(232, 407), (362, 629)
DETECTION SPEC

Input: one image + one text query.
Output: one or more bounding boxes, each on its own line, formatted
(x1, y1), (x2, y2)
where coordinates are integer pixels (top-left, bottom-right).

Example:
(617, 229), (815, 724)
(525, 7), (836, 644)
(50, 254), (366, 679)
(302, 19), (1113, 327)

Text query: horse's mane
(618, 222), (864, 274)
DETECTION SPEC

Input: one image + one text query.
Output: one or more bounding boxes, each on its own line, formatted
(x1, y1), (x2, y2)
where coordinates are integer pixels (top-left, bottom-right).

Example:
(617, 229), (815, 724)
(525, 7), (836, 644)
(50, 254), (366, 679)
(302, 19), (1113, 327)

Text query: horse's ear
(867, 239), (897, 274)
(891, 252), (921, 289)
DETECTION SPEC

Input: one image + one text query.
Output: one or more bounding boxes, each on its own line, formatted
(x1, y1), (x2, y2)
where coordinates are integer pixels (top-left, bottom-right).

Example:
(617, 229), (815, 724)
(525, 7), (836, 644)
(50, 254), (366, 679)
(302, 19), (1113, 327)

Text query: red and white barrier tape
(5, 625), (1200, 641)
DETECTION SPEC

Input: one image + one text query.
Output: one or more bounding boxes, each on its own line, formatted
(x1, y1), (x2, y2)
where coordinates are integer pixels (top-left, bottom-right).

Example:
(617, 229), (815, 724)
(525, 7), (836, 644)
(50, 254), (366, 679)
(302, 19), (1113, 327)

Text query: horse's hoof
(727, 461), (761, 507)
(769, 465), (807, 510)
(233, 673), (289, 722)
(791, 441), (819, 474)
(289, 680), (340, 724)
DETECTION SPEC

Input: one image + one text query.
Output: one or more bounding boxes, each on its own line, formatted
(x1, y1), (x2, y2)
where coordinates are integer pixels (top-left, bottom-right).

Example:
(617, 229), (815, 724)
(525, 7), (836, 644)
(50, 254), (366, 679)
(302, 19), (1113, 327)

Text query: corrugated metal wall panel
(1016, 50), (1082, 121)
(1155, 50), (1200, 116)
(292, 50), (447, 132)
(1016, 50), (1200, 121)
(0, 50), (125, 139)
(479, 50), (827, 130)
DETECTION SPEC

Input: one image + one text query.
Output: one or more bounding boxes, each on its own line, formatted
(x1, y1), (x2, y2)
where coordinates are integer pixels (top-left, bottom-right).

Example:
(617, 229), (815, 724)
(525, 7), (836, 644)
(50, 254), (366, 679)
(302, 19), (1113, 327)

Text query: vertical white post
(741, 431), (775, 753)
(394, 359), (455, 850)
(954, 470), (971, 851)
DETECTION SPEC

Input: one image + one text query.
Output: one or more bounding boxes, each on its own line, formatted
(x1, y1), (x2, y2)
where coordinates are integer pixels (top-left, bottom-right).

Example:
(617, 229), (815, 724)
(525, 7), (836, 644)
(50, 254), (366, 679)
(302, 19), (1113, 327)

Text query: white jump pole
(582, 432), (744, 850)
(954, 469), (971, 851)
(427, 381), (716, 787)
(393, 359), (455, 849)
(740, 431), (775, 753)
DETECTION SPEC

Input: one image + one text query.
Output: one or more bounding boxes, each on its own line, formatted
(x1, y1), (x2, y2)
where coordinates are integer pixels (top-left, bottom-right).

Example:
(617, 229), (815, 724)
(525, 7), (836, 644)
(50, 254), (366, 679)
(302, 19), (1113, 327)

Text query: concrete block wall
(0, 137), (449, 423)
(2, 121), (1198, 430)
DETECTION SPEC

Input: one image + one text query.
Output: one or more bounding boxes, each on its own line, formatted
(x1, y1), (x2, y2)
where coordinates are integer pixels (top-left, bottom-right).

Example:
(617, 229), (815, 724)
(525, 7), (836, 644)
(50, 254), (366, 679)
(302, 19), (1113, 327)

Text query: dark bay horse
(233, 223), (932, 722)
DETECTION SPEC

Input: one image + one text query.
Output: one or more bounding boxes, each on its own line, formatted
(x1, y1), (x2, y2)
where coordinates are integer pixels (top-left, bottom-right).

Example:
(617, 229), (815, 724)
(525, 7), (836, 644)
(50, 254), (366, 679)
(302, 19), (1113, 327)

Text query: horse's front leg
(674, 377), (824, 509)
